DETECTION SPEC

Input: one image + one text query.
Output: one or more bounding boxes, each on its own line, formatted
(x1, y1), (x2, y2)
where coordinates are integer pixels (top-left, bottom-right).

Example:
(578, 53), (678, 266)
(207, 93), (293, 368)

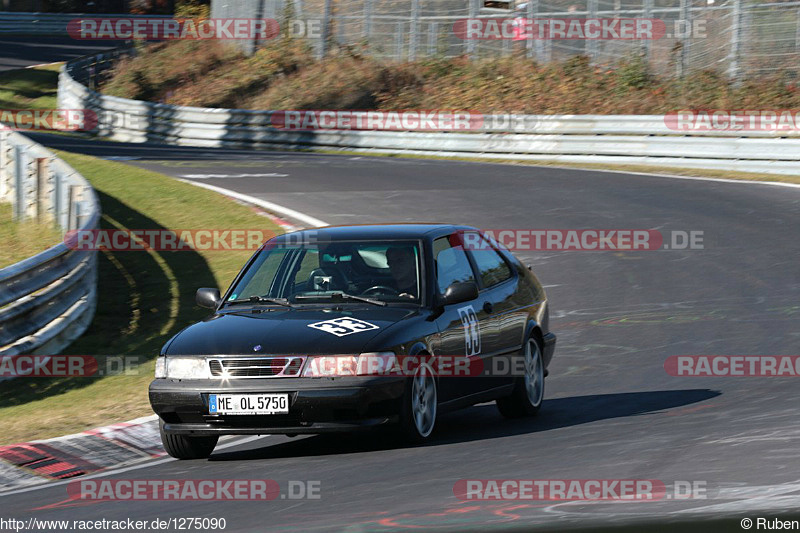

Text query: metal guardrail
(59, 50), (800, 176)
(0, 130), (100, 361)
(0, 12), (169, 35)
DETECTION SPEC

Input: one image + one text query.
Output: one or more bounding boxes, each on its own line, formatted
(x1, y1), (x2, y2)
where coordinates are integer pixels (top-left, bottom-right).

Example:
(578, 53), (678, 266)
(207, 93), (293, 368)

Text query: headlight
(302, 352), (396, 377)
(302, 355), (358, 377)
(356, 352), (397, 375)
(155, 357), (166, 378)
(161, 357), (210, 380)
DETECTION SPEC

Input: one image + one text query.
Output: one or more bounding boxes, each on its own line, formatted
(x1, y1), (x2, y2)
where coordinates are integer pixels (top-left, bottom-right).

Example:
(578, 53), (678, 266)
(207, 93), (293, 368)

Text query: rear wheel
(496, 336), (545, 418)
(399, 366), (438, 443)
(159, 419), (218, 459)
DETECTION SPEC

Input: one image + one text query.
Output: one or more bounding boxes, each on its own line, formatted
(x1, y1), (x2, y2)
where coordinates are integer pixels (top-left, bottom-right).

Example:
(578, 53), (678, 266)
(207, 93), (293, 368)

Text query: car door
(431, 234), (493, 402)
(465, 232), (525, 390)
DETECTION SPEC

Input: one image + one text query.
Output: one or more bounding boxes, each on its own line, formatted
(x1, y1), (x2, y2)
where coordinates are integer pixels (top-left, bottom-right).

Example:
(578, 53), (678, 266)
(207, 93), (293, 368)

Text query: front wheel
(399, 367), (438, 443)
(496, 336), (545, 418)
(159, 419), (218, 459)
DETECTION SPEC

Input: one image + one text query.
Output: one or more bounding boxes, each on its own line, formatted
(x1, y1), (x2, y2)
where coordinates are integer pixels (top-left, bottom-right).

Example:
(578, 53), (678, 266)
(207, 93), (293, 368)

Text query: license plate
(208, 393), (289, 415)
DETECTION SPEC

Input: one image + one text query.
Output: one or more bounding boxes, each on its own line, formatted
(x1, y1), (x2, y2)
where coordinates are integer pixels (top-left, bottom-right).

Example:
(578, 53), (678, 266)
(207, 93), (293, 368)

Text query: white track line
(177, 178), (328, 228)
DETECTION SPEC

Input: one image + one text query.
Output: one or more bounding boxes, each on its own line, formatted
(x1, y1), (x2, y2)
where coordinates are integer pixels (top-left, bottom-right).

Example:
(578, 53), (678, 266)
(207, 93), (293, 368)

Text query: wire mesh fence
(212, 0), (800, 79)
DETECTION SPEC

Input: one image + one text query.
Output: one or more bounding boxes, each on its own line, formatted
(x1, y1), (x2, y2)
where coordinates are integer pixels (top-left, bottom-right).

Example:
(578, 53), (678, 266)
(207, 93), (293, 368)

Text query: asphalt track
(3, 132), (796, 531)
(4, 33), (800, 527)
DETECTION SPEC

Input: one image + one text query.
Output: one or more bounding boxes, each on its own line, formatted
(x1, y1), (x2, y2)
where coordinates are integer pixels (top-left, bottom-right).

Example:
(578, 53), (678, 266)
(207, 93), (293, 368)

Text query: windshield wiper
(225, 296), (295, 308)
(295, 292), (387, 307)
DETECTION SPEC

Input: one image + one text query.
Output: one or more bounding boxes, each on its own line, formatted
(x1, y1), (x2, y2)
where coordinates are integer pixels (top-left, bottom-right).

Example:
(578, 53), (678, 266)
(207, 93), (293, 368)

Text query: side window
(469, 235), (513, 288)
(433, 236), (476, 293)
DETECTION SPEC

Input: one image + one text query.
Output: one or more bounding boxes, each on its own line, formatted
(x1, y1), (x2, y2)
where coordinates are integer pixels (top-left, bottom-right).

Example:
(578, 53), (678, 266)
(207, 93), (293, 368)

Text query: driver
(386, 246), (418, 299)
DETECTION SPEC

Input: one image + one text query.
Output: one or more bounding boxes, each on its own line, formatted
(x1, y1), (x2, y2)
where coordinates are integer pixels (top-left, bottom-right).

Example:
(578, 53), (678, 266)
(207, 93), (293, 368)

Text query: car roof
(271, 223), (476, 243)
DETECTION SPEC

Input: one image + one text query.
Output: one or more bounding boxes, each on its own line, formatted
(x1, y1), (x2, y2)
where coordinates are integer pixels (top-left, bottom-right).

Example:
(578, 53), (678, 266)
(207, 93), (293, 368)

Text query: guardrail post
(13, 145), (24, 221)
(88, 62), (96, 92)
(0, 130), (9, 203)
(35, 157), (54, 224)
(75, 200), (86, 231)
(23, 151), (37, 220)
(67, 184), (77, 231)
(54, 171), (65, 232)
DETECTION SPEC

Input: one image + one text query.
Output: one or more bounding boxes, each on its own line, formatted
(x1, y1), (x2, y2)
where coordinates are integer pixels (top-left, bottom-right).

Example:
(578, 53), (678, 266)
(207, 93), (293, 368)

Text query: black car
(149, 224), (556, 459)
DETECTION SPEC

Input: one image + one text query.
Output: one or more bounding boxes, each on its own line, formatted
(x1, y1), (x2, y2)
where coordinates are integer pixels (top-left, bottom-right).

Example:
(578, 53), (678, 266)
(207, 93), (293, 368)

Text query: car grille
(208, 357), (305, 378)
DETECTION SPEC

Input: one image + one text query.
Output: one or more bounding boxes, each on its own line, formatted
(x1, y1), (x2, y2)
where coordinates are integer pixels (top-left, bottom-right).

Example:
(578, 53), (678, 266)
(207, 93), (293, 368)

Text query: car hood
(164, 306), (418, 356)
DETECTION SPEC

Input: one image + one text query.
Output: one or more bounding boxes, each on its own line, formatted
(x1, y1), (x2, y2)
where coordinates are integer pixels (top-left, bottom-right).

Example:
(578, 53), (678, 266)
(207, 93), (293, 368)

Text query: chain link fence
(212, 0), (800, 79)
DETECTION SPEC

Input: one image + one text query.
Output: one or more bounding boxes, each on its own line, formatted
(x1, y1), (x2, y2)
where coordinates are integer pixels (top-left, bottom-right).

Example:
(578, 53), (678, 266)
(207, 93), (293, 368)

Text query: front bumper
(149, 376), (405, 436)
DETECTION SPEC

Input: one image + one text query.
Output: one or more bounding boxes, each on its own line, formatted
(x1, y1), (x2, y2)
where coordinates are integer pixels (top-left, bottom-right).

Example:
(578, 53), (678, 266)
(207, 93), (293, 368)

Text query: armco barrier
(58, 50), (800, 176)
(0, 130), (100, 361)
(0, 12), (169, 36)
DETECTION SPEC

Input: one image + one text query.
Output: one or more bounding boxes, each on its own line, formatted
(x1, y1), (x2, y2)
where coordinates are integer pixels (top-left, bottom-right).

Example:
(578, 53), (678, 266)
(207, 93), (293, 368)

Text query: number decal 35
(458, 305), (481, 355)
(307, 317), (380, 337)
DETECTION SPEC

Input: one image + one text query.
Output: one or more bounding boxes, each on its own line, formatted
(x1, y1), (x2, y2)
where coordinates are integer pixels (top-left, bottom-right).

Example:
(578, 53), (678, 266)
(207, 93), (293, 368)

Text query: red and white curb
(0, 415), (162, 492)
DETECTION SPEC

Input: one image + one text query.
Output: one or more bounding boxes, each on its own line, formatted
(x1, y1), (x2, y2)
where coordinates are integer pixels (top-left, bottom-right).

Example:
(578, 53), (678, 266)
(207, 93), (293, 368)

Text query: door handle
(483, 301), (493, 313)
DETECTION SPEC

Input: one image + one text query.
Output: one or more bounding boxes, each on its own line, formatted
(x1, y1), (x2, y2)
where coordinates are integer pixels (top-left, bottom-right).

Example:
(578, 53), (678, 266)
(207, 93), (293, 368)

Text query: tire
(496, 335), (545, 418)
(399, 366), (438, 443)
(159, 419), (218, 459)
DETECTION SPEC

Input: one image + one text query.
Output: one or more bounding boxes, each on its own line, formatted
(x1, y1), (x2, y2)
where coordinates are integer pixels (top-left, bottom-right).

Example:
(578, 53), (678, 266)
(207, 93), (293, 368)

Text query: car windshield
(225, 240), (423, 305)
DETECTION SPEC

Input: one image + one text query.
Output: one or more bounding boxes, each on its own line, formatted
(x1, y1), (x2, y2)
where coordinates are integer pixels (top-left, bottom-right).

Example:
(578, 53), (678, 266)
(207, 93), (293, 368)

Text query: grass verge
(0, 63), (60, 111)
(0, 152), (282, 444)
(0, 203), (63, 268)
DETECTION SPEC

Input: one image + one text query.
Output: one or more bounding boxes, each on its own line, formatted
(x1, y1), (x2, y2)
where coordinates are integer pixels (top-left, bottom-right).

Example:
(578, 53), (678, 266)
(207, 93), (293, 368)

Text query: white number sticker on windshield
(308, 317), (380, 337)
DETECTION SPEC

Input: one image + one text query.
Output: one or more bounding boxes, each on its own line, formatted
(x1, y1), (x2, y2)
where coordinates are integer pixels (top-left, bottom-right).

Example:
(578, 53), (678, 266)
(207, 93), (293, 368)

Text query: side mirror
(440, 281), (479, 306)
(196, 288), (221, 309)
